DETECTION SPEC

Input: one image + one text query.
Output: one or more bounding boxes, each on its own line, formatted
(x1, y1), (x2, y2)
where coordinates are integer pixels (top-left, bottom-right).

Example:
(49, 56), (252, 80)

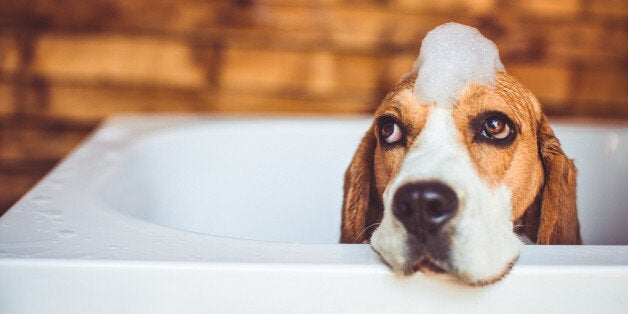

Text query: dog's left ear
(535, 116), (582, 244)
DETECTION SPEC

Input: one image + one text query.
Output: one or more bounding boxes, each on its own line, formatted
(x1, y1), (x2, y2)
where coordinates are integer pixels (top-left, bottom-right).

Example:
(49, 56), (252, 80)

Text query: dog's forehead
(376, 72), (541, 135)
(494, 72), (543, 126)
(453, 80), (520, 125)
(376, 74), (422, 117)
(378, 86), (416, 114)
(453, 72), (543, 133)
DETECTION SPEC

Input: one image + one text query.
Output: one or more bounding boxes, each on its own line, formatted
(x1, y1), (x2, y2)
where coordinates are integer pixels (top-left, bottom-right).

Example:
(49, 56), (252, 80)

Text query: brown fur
(340, 71), (581, 245)
(524, 115), (582, 244)
(340, 126), (380, 243)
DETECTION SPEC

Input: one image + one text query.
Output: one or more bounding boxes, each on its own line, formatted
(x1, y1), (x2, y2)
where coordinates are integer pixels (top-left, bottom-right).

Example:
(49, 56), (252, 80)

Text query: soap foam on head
(413, 23), (505, 107)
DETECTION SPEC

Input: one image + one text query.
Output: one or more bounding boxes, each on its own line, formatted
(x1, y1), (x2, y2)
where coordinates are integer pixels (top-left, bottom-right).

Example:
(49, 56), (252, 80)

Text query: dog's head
(340, 23), (581, 286)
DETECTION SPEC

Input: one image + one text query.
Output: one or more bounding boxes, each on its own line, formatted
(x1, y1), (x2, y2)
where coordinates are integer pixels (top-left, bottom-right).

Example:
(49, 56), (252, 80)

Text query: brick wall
(0, 0), (627, 212)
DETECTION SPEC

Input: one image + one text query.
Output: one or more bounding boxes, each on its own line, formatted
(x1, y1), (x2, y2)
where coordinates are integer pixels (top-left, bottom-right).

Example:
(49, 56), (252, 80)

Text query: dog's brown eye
(376, 115), (406, 148)
(380, 121), (403, 144)
(484, 118), (510, 139)
(474, 112), (516, 145)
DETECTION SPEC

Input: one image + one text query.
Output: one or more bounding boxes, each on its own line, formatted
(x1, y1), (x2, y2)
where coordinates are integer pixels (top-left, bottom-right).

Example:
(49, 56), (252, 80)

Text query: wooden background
(0, 0), (627, 213)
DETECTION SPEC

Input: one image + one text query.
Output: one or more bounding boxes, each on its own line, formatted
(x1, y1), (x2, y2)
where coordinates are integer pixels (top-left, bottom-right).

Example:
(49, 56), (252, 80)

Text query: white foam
(413, 22), (505, 107)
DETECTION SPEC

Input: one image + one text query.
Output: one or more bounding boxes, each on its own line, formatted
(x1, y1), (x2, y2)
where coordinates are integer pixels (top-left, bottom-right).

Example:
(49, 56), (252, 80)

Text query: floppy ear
(535, 116), (582, 244)
(340, 126), (382, 243)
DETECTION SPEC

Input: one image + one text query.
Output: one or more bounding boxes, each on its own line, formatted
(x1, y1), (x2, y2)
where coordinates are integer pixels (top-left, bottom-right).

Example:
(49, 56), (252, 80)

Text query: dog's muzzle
(391, 180), (459, 274)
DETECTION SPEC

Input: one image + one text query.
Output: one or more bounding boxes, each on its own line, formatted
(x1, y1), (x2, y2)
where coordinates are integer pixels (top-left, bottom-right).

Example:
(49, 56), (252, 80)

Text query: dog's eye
(484, 117), (510, 139)
(380, 121), (403, 144)
(376, 115), (406, 148)
(472, 111), (517, 146)
(476, 113), (515, 144)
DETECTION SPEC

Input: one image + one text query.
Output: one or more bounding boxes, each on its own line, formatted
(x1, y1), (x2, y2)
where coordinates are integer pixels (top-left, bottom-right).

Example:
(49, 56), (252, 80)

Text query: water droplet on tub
(39, 209), (63, 218)
(32, 195), (52, 205)
(97, 126), (127, 142)
(49, 182), (63, 190)
(53, 169), (74, 179)
(104, 152), (119, 162)
(604, 132), (619, 156)
(57, 230), (75, 237)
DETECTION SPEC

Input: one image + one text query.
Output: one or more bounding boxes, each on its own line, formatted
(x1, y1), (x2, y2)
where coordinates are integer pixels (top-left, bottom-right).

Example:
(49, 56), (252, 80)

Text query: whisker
(512, 224), (533, 231)
(354, 222), (381, 244)
(513, 224), (535, 244)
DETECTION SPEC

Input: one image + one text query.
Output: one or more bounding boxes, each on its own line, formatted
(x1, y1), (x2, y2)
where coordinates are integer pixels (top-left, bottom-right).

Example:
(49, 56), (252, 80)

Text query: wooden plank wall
(0, 0), (626, 212)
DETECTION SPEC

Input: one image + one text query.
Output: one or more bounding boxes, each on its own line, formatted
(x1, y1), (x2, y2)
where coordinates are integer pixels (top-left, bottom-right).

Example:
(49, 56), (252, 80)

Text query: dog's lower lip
(412, 258), (446, 274)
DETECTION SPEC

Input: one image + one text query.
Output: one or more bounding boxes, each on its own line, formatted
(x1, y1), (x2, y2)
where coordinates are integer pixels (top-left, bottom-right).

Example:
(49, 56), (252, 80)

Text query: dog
(340, 23), (581, 286)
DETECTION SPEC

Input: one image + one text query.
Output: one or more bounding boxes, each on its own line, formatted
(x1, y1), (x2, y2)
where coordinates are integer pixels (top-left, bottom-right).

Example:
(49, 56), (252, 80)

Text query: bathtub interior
(100, 119), (362, 244)
(99, 118), (628, 245)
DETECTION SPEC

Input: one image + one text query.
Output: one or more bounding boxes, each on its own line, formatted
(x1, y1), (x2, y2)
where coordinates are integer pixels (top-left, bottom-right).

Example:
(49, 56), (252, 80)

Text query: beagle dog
(340, 23), (581, 286)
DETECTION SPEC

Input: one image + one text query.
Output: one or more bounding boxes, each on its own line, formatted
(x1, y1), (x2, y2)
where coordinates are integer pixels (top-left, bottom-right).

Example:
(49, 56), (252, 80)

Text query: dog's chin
(457, 258), (518, 287)
(404, 257), (448, 276)
(399, 255), (517, 287)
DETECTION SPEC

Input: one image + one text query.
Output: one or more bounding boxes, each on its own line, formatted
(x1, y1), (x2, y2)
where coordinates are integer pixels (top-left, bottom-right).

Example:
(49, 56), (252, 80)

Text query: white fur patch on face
(370, 205), (409, 274)
(413, 23), (505, 108)
(450, 184), (521, 284)
(370, 106), (522, 284)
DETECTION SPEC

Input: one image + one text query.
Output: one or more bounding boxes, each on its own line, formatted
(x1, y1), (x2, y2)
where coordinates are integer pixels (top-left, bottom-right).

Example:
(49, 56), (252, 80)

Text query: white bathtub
(1, 116), (627, 313)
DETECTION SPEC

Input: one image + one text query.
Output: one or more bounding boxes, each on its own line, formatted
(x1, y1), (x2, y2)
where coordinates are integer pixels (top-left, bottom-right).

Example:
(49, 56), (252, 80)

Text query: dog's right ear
(340, 126), (379, 243)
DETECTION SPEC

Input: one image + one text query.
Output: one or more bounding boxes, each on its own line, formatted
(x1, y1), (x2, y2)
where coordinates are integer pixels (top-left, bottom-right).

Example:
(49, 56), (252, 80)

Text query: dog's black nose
(393, 181), (458, 233)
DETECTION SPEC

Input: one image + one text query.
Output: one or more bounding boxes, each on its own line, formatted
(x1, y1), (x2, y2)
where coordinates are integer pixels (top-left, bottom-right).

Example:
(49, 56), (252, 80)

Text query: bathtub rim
(1, 114), (628, 265)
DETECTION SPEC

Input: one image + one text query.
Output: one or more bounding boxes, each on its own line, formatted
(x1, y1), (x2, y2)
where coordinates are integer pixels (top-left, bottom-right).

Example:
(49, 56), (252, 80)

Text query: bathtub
(1, 116), (627, 313)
